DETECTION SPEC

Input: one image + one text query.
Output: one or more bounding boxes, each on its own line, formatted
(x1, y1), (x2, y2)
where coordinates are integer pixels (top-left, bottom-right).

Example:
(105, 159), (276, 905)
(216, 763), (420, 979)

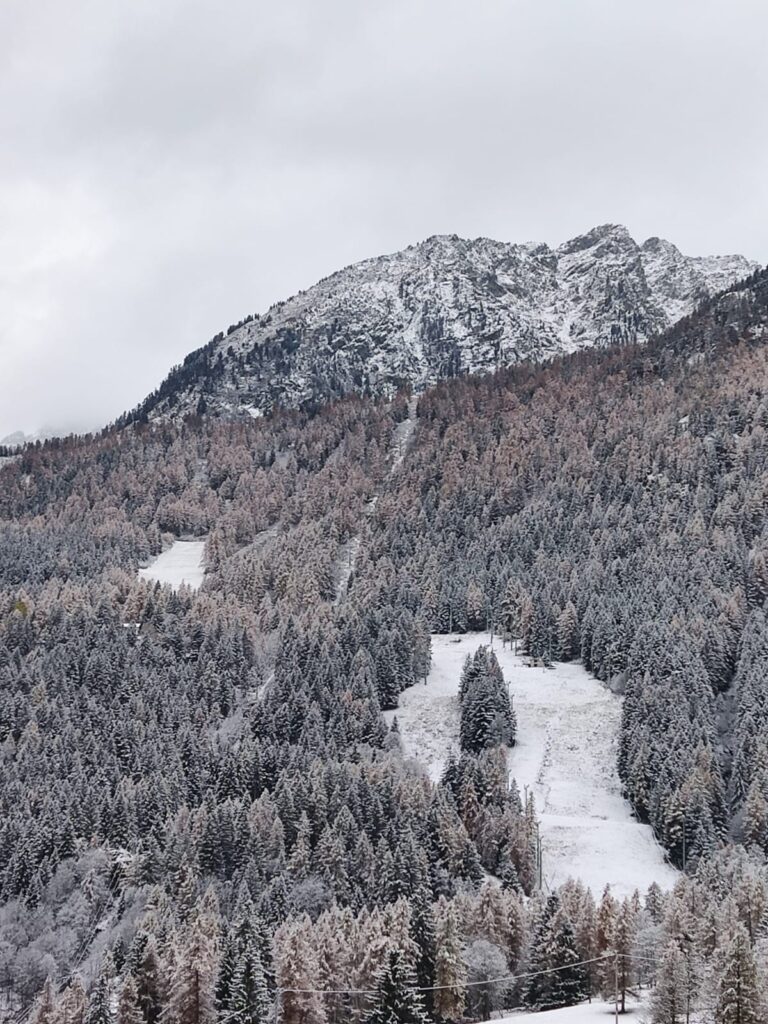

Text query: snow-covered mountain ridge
(136, 224), (757, 421)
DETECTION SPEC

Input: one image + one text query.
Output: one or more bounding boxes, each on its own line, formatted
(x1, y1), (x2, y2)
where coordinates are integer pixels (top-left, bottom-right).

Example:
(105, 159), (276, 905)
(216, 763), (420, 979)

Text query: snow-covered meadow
(497, 997), (647, 1024)
(386, 633), (678, 899)
(138, 539), (207, 590)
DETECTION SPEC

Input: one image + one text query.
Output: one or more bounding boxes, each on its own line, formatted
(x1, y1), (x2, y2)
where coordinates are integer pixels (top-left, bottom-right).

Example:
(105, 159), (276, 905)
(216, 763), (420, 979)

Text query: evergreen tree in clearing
(363, 950), (429, 1024)
(458, 647), (516, 754)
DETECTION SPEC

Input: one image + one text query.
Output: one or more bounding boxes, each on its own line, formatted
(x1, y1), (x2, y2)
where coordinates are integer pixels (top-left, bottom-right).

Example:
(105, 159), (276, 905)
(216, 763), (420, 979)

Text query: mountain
(3, 243), (768, 1020)
(0, 426), (65, 448)
(133, 224), (758, 422)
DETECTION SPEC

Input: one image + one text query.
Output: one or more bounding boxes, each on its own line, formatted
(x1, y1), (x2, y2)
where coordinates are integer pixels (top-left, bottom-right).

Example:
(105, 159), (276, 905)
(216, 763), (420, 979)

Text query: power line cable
(278, 952), (616, 996)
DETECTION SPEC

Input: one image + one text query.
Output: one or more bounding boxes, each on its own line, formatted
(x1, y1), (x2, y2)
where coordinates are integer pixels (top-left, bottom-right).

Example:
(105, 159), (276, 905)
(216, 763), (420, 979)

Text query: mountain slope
(2, 242), (768, 1019)
(132, 225), (757, 422)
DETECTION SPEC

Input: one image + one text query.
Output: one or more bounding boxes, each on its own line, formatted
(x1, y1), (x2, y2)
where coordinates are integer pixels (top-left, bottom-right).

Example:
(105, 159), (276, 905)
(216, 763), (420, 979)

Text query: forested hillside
(1, 267), (768, 1024)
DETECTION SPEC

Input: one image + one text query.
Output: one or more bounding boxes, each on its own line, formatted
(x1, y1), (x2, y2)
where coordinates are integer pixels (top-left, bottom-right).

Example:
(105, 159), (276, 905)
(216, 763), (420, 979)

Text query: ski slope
(138, 539), (206, 590)
(386, 633), (679, 899)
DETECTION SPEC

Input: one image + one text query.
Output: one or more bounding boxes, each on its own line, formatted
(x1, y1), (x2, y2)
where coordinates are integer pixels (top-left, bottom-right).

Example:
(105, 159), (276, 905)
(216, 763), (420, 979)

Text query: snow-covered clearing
(138, 539), (206, 590)
(497, 997), (647, 1024)
(386, 633), (679, 899)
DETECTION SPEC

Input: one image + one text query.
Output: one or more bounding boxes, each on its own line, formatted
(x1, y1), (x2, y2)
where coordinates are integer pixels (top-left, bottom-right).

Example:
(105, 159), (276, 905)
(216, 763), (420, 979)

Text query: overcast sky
(1, 0), (766, 437)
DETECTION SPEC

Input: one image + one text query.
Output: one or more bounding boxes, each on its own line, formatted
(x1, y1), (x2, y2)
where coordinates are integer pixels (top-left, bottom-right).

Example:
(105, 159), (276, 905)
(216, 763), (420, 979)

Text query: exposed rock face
(136, 225), (758, 421)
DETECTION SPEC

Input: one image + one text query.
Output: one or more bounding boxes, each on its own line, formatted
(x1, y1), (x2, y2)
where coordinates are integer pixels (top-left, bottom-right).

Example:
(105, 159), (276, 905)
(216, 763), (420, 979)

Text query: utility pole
(614, 953), (619, 1024)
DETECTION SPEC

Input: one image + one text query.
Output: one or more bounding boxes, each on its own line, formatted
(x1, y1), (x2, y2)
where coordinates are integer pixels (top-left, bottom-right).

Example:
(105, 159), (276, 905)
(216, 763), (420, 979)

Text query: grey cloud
(1, 0), (766, 436)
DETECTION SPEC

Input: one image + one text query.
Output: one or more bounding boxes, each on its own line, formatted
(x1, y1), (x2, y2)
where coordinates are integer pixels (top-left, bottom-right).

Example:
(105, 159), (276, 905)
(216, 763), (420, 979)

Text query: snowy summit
(134, 225), (757, 423)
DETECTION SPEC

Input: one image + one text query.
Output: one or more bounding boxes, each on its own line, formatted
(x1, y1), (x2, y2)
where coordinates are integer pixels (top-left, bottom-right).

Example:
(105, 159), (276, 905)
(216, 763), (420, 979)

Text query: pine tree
(525, 895), (558, 1009)
(135, 935), (165, 1024)
(595, 886), (618, 995)
(166, 911), (219, 1024)
(548, 909), (588, 1009)
(227, 933), (271, 1024)
(432, 899), (466, 1022)
(526, 897), (587, 1010)
(742, 780), (768, 853)
(611, 899), (636, 1013)
(85, 972), (114, 1024)
(274, 917), (326, 1024)
(116, 976), (144, 1024)
(715, 929), (762, 1024)
(651, 942), (687, 1024)
(363, 950), (429, 1024)
(556, 602), (579, 662)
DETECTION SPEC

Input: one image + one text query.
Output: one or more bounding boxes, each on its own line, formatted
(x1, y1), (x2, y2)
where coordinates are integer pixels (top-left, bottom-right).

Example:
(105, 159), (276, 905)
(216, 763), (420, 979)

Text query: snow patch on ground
(138, 540), (206, 590)
(498, 997), (648, 1024)
(386, 633), (679, 899)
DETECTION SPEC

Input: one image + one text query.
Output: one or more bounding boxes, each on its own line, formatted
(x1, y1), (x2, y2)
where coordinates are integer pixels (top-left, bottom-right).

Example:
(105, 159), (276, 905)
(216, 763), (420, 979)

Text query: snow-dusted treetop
(137, 224), (758, 422)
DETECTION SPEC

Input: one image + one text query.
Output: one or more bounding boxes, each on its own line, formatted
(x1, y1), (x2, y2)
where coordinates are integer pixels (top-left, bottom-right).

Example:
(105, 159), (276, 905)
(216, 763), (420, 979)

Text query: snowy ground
(386, 633), (679, 899)
(497, 997), (648, 1024)
(138, 539), (207, 590)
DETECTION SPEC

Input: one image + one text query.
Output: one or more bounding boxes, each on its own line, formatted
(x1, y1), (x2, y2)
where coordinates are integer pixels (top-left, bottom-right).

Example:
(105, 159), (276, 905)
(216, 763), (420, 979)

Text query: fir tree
(363, 950), (429, 1024)
(117, 976), (145, 1024)
(432, 899), (466, 1022)
(651, 942), (687, 1024)
(715, 929), (762, 1024)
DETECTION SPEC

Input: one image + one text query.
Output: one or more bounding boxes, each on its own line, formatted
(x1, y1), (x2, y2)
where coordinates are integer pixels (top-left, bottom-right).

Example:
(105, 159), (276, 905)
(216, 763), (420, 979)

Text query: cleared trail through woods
(138, 539), (206, 590)
(334, 396), (418, 604)
(386, 632), (679, 899)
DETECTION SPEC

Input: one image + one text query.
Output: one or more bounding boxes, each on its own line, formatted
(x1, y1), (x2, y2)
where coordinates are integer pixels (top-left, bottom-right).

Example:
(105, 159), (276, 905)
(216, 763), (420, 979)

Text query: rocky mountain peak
(132, 226), (759, 424)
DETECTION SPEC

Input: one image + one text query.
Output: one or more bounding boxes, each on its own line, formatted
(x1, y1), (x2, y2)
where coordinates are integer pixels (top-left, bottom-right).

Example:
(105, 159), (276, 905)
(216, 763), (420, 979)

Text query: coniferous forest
(1, 267), (768, 1024)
